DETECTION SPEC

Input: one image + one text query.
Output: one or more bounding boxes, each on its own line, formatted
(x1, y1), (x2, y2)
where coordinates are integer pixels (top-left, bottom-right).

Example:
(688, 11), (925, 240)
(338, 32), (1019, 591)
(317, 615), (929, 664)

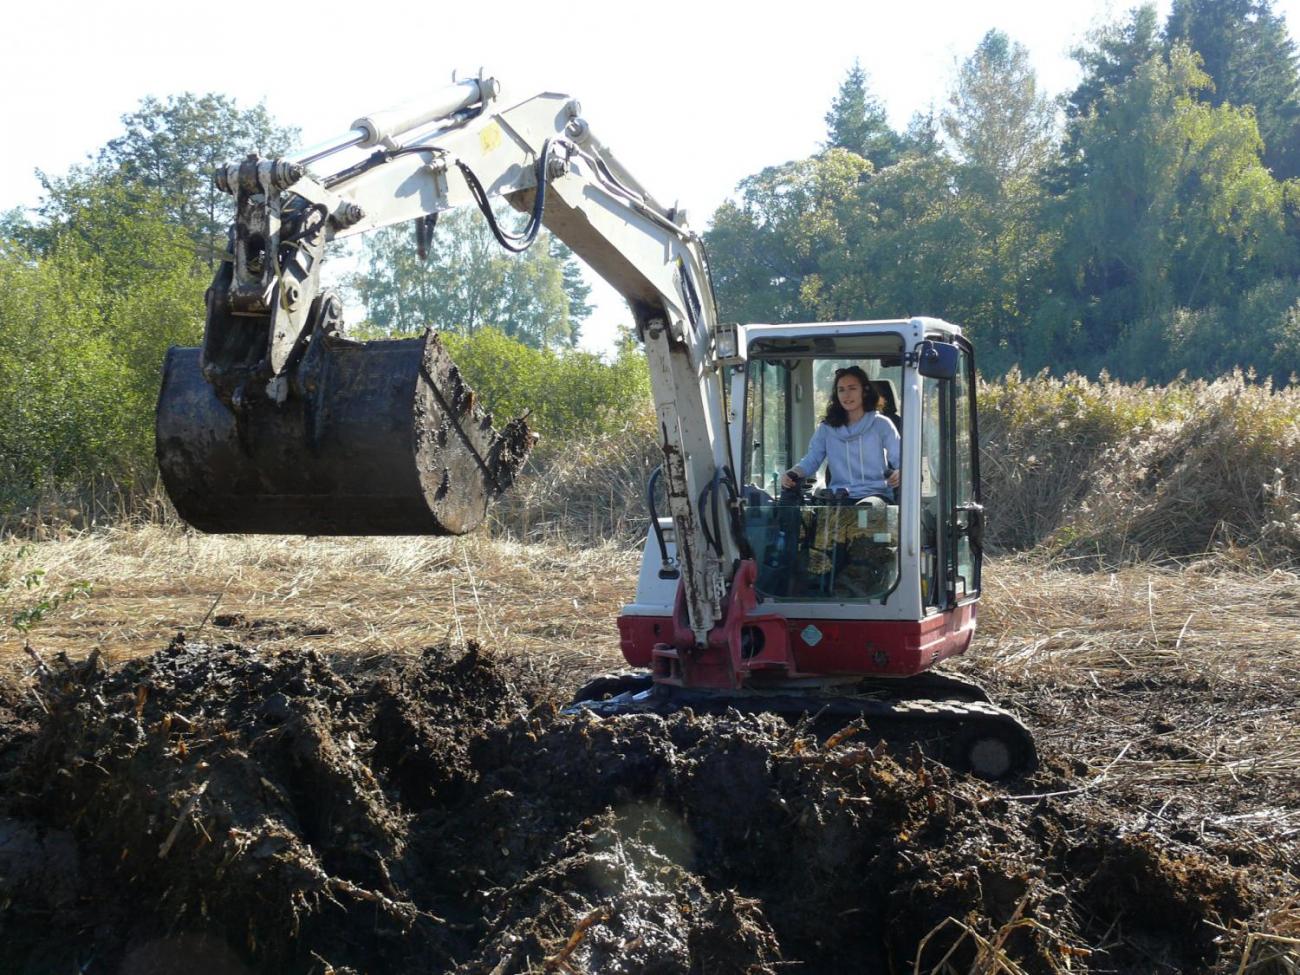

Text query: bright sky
(7, 0), (1300, 354)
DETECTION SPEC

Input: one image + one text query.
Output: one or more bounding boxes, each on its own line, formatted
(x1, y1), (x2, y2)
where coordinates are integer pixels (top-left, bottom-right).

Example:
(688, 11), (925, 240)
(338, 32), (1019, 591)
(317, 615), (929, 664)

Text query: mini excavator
(156, 74), (1036, 779)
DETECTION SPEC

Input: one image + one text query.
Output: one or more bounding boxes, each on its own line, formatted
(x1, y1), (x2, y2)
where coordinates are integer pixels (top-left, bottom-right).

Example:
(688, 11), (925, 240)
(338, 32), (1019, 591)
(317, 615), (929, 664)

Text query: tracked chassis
(569, 672), (1037, 780)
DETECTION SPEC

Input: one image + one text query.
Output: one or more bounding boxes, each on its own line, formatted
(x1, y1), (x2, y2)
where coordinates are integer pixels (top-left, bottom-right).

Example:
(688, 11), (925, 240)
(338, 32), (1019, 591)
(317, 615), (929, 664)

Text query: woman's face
(836, 376), (865, 414)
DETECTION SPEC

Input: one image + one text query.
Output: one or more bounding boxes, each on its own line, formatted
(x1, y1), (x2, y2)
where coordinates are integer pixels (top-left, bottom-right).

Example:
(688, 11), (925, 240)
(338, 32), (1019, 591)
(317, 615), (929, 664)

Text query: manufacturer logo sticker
(801, 625), (822, 647)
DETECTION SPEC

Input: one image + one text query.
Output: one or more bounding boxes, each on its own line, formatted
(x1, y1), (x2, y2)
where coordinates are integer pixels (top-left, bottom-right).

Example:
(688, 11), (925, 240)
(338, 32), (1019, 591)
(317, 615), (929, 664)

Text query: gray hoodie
(793, 412), (900, 498)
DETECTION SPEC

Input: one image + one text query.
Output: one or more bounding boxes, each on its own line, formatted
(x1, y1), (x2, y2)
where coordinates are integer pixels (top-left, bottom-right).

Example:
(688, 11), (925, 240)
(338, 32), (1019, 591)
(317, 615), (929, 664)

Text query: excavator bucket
(156, 330), (532, 536)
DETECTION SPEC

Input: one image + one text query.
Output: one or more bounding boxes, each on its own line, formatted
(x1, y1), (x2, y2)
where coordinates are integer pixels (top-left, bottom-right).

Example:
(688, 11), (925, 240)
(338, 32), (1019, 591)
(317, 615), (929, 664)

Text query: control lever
(778, 473), (805, 507)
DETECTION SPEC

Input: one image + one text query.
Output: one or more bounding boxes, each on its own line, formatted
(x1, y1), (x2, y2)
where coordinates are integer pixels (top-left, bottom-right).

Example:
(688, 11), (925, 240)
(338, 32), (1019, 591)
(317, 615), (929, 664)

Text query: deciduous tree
(0, 187), (203, 506)
(1054, 45), (1291, 369)
(349, 207), (591, 348)
(1167, 0), (1300, 178)
(40, 93), (297, 268)
(705, 150), (872, 325)
(940, 30), (1058, 364)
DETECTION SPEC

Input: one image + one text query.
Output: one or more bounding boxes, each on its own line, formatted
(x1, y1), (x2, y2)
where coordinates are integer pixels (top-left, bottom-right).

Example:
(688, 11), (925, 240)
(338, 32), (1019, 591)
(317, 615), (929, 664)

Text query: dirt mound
(0, 640), (1274, 973)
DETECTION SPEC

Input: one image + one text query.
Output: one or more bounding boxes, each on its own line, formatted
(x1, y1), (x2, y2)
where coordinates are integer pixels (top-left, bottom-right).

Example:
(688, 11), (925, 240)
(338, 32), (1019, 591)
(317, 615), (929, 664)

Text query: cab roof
(739, 317), (963, 344)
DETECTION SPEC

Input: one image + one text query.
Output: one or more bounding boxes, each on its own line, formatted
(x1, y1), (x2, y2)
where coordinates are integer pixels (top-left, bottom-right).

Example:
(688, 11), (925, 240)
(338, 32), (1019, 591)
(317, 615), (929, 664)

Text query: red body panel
(619, 615), (671, 667)
(618, 589), (974, 681)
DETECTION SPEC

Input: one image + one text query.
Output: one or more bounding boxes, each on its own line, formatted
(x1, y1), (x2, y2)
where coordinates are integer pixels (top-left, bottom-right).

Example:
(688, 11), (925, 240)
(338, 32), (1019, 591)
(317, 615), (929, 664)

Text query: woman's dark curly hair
(822, 365), (879, 427)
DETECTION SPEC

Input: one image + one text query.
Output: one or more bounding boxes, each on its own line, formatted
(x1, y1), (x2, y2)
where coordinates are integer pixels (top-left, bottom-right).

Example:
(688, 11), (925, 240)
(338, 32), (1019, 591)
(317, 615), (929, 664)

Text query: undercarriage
(569, 670), (1037, 780)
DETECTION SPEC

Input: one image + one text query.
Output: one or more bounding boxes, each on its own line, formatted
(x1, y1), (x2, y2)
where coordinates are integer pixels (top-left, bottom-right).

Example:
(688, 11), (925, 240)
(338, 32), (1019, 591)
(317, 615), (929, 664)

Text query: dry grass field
(2, 526), (1299, 973)
(0, 527), (637, 676)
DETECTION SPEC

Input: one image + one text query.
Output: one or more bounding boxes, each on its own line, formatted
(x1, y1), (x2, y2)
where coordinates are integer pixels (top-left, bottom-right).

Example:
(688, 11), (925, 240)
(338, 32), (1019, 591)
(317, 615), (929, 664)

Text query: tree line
(3, 0), (1299, 512)
(0, 93), (602, 510)
(706, 0), (1300, 384)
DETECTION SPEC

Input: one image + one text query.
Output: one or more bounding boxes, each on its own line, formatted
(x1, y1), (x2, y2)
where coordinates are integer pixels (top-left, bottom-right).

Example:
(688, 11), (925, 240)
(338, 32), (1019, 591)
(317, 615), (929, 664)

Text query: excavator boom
(158, 76), (740, 646)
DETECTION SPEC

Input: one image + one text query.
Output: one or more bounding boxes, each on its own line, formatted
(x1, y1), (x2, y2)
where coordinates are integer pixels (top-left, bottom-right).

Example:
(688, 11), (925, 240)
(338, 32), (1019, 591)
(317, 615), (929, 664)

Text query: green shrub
(442, 326), (651, 440)
(432, 327), (659, 545)
(0, 203), (204, 515)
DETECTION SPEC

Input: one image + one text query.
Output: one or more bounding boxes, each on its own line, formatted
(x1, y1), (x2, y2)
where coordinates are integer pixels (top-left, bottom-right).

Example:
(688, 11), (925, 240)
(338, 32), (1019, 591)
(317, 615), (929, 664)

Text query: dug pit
(0, 640), (1277, 973)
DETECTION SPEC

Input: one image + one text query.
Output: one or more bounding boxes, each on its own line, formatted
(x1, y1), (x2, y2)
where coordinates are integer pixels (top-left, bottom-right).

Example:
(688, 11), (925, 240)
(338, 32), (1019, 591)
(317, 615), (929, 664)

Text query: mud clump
(0, 640), (1274, 973)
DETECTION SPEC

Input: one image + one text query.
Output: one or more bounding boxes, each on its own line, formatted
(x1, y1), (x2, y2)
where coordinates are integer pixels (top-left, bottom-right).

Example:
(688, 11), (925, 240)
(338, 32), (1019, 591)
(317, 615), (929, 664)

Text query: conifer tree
(824, 61), (902, 170)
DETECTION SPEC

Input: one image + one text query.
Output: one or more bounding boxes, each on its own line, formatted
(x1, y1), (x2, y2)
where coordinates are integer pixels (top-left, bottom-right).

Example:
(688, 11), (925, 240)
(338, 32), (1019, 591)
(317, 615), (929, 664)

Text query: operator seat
(872, 379), (902, 434)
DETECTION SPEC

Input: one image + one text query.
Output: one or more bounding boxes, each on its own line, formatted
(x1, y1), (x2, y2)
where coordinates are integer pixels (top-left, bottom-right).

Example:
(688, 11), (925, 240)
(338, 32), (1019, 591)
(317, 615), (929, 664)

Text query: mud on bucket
(156, 331), (533, 535)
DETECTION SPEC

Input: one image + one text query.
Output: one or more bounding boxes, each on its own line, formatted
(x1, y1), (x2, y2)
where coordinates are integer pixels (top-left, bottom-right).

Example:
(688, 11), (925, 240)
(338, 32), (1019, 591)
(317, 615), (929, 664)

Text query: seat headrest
(872, 379), (899, 415)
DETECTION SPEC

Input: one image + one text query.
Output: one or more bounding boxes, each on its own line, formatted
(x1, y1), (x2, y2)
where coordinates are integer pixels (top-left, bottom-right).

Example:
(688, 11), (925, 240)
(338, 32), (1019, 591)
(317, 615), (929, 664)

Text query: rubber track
(574, 687), (1037, 779)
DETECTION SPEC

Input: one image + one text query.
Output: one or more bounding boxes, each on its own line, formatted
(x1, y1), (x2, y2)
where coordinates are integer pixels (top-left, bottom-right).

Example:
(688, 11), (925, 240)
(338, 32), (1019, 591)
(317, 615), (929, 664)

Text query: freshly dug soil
(0, 637), (1284, 974)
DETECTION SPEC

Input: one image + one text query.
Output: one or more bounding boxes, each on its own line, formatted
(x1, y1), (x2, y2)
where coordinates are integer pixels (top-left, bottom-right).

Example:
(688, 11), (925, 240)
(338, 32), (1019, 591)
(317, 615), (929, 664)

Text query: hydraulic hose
(698, 466), (754, 561)
(721, 466), (754, 561)
(457, 139), (552, 253)
(698, 478), (720, 556)
(646, 465), (678, 579)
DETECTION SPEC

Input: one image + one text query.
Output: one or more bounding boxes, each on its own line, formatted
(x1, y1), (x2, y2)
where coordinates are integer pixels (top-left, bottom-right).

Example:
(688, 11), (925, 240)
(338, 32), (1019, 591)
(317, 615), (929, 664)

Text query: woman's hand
(887, 469), (901, 488)
(780, 469), (802, 490)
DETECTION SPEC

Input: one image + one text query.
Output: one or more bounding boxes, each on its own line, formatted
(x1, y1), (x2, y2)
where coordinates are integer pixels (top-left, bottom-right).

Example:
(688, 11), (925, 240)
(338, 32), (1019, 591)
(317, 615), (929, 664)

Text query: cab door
(919, 341), (983, 610)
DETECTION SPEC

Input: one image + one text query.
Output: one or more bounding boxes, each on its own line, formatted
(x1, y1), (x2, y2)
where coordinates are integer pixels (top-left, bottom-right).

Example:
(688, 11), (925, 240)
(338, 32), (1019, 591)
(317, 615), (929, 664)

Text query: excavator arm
(157, 76), (743, 645)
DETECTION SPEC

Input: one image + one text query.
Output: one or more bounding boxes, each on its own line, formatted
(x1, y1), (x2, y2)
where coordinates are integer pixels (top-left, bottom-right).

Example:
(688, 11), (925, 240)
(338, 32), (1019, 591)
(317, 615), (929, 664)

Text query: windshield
(742, 349), (903, 603)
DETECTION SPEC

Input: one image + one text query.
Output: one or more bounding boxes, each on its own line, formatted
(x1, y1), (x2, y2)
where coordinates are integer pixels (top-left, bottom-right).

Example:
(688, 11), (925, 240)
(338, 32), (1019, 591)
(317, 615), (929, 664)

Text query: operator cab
(733, 318), (982, 621)
(623, 316), (984, 659)
(735, 318), (982, 620)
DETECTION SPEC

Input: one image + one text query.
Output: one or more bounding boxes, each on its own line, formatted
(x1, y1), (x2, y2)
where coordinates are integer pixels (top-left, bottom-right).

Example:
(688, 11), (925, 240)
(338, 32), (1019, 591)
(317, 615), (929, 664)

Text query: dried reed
(1220, 895), (1300, 975)
(981, 370), (1300, 561)
(913, 891), (1088, 975)
(490, 416), (660, 547)
(0, 526), (637, 683)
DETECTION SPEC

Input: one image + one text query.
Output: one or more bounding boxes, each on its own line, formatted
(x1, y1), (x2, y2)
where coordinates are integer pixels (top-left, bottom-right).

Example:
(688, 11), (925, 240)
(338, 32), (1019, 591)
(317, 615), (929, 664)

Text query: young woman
(781, 365), (900, 501)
